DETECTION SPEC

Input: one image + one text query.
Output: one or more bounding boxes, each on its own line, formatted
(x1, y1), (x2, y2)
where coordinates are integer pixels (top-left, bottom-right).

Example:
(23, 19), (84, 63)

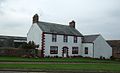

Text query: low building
(107, 40), (120, 58)
(82, 35), (112, 58)
(0, 35), (27, 48)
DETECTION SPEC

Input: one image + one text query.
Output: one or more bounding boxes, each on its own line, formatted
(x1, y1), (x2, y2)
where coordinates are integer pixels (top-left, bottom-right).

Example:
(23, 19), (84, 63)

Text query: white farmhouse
(27, 14), (112, 59)
(82, 35), (112, 59)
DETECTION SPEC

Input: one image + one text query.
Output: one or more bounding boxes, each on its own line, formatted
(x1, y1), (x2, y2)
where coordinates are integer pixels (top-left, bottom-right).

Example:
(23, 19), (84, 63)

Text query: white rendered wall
(44, 34), (82, 57)
(93, 35), (112, 59)
(82, 43), (93, 57)
(27, 23), (42, 49)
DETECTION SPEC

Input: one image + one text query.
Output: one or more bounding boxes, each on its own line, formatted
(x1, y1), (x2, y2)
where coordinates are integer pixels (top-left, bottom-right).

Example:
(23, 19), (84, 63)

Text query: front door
(62, 47), (68, 57)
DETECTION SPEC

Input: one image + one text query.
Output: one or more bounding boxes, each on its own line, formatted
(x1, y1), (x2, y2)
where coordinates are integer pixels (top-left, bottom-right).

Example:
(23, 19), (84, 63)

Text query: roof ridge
(38, 21), (69, 27)
(84, 34), (100, 36)
(0, 35), (26, 38)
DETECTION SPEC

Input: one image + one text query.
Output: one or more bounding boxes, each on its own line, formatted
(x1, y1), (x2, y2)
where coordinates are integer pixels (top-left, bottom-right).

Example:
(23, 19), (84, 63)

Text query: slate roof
(107, 40), (120, 48)
(82, 34), (100, 43)
(37, 21), (83, 36)
(0, 35), (27, 40)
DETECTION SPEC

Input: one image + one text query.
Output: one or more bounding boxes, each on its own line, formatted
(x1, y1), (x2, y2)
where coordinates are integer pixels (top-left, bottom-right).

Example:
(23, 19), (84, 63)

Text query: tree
(27, 41), (36, 49)
(21, 41), (39, 49)
(20, 41), (39, 57)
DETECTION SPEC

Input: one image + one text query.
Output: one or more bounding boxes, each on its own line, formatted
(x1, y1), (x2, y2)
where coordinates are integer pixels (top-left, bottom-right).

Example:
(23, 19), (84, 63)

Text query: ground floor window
(72, 47), (78, 54)
(85, 47), (88, 54)
(50, 46), (58, 54)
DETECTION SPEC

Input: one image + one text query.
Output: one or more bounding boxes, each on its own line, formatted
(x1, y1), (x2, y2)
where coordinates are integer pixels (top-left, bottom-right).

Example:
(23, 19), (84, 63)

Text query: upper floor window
(72, 47), (78, 54)
(50, 46), (58, 54)
(74, 36), (77, 43)
(52, 34), (57, 42)
(63, 35), (68, 42)
(85, 47), (88, 54)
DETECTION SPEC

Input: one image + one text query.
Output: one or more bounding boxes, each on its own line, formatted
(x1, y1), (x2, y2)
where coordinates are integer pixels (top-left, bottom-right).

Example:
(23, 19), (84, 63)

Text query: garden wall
(0, 47), (40, 57)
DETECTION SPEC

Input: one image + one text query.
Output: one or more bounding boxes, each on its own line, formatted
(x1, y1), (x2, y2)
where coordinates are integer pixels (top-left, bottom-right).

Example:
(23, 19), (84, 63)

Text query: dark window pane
(63, 35), (68, 42)
(85, 47), (88, 54)
(52, 34), (57, 42)
(74, 36), (77, 43)
(50, 46), (58, 54)
(72, 47), (78, 54)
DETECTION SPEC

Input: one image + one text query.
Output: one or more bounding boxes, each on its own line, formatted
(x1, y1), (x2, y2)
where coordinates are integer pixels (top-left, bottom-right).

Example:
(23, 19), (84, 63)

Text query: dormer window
(63, 35), (68, 42)
(52, 34), (57, 42)
(74, 36), (77, 43)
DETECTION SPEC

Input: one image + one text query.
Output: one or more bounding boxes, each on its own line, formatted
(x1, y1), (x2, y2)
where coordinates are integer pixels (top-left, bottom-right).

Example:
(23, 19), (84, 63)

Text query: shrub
(70, 55), (83, 58)
(45, 56), (50, 58)
(100, 56), (103, 60)
(110, 56), (115, 60)
(54, 56), (58, 58)
(103, 57), (106, 60)
(100, 56), (106, 60)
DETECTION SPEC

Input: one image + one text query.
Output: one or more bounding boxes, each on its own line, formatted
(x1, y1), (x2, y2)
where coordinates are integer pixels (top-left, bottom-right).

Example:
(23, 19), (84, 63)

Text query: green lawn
(0, 56), (119, 63)
(0, 64), (120, 72)
(0, 56), (120, 72)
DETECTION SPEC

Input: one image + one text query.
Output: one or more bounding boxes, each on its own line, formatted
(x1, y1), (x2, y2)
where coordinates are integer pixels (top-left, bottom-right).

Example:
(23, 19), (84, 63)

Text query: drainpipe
(93, 43), (94, 58)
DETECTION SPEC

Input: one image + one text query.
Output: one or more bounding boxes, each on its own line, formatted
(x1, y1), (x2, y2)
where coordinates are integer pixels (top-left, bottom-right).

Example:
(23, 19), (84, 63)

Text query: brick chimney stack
(69, 20), (75, 28)
(33, 14), (39, 24)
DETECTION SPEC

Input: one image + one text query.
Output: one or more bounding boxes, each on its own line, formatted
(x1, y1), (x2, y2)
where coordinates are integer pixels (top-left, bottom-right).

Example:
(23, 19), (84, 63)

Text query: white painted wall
(27, 23), (42, 49)
(82, 43), (93, 57)
(44, 34), (82, 57)
(93, 35), (112, 59)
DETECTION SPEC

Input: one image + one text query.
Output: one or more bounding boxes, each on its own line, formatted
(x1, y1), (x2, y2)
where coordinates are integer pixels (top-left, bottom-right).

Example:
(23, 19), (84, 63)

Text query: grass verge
(0, 56), (119, 63)
(0, 64), (120, 72)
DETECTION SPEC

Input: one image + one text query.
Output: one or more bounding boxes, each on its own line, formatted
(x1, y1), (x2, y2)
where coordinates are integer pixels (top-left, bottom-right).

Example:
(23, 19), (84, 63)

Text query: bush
(100, 56), (106, 60)
(100, 56), (103, 60)
(54, 56), (58, 58)
(103, 57), (106, 60)
(110, 56), (115, 60)
(45, 56), (50, 58)
(70, 55), (83, 58)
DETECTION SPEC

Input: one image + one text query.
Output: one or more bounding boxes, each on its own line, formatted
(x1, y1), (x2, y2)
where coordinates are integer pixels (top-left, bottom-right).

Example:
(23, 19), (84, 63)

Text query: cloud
(107, 10), (120, 19)
(0, 0), (120, 39)
(0, 0), (5, 14)
(0, 0), (5, 6)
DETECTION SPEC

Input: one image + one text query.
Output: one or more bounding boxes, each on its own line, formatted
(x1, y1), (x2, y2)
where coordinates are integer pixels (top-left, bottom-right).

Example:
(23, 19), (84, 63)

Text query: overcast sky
(0, 0), (120, 40)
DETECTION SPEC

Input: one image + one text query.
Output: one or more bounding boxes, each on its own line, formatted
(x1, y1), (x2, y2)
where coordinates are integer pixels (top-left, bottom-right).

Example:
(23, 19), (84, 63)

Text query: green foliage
(20, 41), (39, 49)
(110, 56), (115, 60)
(27, 41), (36, 49)
(18, 41), (39, 57)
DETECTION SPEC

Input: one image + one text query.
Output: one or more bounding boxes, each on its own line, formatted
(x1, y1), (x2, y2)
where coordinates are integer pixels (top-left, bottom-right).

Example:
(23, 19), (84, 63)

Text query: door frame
(62, 46), (69, 57)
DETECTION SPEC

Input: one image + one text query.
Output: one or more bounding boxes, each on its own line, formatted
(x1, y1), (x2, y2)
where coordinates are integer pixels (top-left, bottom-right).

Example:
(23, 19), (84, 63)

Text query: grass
(0, 64), (120, 72)
(0, 56), (120, 72)
(0, 56), (119, 63)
